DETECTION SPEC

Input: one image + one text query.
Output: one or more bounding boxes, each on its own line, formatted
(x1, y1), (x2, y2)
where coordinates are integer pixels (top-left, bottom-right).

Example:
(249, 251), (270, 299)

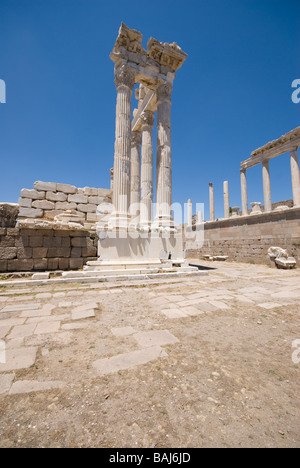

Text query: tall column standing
(262, 160), (272, 212)
(110, 64), (135, 229)
(140, 110), (155, 227)
(290, 147), (300, 207)
(187, 199), (192, 226)
(240, 169), (248, 216)
(130, 131), (142, 221)
(154, 82), (173, 228)
(209, 183), (215, 221)
(223, 181), (230, 218)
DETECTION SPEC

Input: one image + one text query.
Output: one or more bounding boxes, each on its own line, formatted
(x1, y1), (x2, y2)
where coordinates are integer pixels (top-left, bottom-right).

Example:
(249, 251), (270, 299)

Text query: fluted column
(130, 131), (142, 220)
(262, 160), (272, 212)
(223, 181), (229, 219)
(187, 199), (192, 226)
(290, 147), (300, 206)
(110, 64), (135, 229)
(240, 169), (248, 216)
(209, 183), (215, 221)
(154, 82), (173, 227)
(140, 110), (155, 227)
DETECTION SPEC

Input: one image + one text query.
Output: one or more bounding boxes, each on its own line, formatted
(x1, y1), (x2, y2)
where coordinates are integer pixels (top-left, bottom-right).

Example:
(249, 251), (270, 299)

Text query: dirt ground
(0, 259), (299, 448)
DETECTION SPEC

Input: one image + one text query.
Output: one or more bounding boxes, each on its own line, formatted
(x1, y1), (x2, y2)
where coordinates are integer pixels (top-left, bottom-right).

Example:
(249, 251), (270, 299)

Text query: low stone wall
(18, 181), (112, 227)
(0, 227), (98, 273)
(186, 207), (300, 266)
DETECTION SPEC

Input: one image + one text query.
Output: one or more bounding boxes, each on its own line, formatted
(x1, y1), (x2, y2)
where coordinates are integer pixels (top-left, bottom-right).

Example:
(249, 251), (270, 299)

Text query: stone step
(84, 258), (186, 271)
(62, 266), (199, 279)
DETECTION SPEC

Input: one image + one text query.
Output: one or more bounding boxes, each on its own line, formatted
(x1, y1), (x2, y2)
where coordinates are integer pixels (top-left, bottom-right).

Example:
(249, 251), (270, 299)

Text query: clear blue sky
(0, 0), (299, 220)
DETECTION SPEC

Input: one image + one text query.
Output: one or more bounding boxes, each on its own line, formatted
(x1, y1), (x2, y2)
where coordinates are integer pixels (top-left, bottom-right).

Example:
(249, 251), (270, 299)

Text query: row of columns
(110, 64), (173, 230)
(241, 146), (300, 215)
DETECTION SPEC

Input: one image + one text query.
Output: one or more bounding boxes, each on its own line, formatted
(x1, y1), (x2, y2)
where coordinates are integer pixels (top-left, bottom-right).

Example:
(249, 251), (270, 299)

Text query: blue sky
(0, 0), (299, 220)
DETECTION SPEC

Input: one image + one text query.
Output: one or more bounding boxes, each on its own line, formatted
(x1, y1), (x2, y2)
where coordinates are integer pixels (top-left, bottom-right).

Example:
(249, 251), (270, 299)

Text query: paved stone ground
(0, 259), (299, 448)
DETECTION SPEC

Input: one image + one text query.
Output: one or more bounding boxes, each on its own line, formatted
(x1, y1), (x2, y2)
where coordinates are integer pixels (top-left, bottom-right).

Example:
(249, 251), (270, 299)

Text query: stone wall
(186, 207), (300, 266)
(18, 181), (112, 228)
(0, 227), (98, 273)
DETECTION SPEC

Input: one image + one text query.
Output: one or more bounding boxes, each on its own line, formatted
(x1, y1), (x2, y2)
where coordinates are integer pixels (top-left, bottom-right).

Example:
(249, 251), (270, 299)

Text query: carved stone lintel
(140, 110), (155, 128)
(114, 64), (135, 90)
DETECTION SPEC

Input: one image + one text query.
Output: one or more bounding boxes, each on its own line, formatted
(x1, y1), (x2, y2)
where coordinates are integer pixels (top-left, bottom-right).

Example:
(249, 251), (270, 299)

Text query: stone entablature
(18, 181), (112, 229)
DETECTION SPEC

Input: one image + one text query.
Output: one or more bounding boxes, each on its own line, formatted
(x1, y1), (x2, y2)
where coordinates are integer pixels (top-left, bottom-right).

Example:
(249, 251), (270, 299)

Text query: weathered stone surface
(55, 202), (77, 211)
(20, 189), (45, 200)
(34, 181), (57, 192)
(275, 256), (296, 269)
(0, 347), (38, 371)
(18, 207), (43, 218)
(56, 183), (77, 194)
(268, 246), (289, 259)
(68, 194), (88, 204)
(133, 330), (179, 348)
(18, 197), (32, 208)
(0, 374), (15, 395)
(0, 204), (19, 228)
(9, 379), (64, 395)
(32, 200), (55, 210)
(77, 204), (98, 213)
(46, 191), (68, 202)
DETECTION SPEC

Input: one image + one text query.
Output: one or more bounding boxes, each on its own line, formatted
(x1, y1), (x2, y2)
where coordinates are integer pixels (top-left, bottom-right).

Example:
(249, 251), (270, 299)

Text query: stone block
(82, 246), (97, 257)
(17, 247), (33, 259)
(9, 379), (64, 395)
(0, 203), (19, 228)
(86, 213), (98, 222)
(56, 183), (77, 194)
(71, 237), (87, 247)
(71, 247), (82, 258)
(18, 197), (32, 208)
(55, 202), (77, 211)
(32, 247), (48, 259)
(34, 181), (57, 192)
(46, 191), (68, 202)
(82, 187), (99, 196)
(33, 258), (48, 270)
(18, 207), (43, 218)
(47, 247), (70, 258)
(20, 189), (45, 200)
(47, 258), (59, 270)
(0, 347), (38, 372)
(29, 235), (44, 247)
(43, 237), (62, 248)
(7, 259), (34, 271)
(68, 194), (88, 204)
(88, 196), (102, 205)
(0, 374), (15, 395)
(59, 258), (70, 270)
(69, 258), (84, 269)
(32, 272), (50, 280)
(77, 204), (98, 213)
(0, 247), (17, 260)
(44, 210), (64, 220)
(32, 200), (55, 210)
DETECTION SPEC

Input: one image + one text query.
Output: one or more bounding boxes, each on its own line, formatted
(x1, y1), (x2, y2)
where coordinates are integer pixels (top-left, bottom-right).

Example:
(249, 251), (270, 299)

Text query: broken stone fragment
(0, 203), (19, 228)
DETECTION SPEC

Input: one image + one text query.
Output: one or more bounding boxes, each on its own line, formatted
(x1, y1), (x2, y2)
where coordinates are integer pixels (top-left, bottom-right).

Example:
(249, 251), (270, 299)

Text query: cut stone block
(72, 309), (95, 321)
(20, 189), (45, 200)
(18, 207), (43, 218)
(0, 347), (38, 371)
(32, 200), (55, 210)
(0, 373), (15, 394)
(0, 325), (11, 339)
(32, 273), (50, 280)
(161, 309), (188, 318)
(7, 323), (37, 340)
(34, 321), (60, 335)
(34, 181), (57, 192)
(68, 194), (88, 204)
(9, 379), (65, 395)
(133, 330), (179, 348)
(258, 302), (282, 309)
(111, 326), (136, 337)
(92, 345), (167, 376)
(18, 197), (32, 208)
(46, 191), (68, 202)
(56, 183), (77, 194)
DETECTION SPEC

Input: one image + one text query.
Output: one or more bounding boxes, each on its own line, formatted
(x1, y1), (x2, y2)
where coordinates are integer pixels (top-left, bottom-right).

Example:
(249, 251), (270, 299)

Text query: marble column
(130, 131), (142, 220)
(262, 160), (272, 212)
(290, 147), (300, 206)
(110, 64), (135, 229)
(209, 183), (215, 221)
(240, 169), (248, 216)
(187, 199), (192, 226)
(154, 82), (173, 227)
(140, 110), (155, 227)
(223, 181), (229, 219)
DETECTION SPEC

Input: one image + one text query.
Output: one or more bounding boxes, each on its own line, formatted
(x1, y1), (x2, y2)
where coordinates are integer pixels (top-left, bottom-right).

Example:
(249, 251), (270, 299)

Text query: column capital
(140, 110), (155, 128)
(131, 130), (142, 147)
(114, 64), (135, 90)
(157, 82), (172, 103)
(290, 146), (299, 153)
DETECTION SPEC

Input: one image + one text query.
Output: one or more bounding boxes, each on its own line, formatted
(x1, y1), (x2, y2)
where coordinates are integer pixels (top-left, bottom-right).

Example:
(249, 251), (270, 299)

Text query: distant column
(209, 183), (215, 221)
(290, 147), (300, 206)
(130, 131), (142, 220)
(262, 160), (272, 212)
(240, 169), (248, 216)
(223, 181), (230, 218)
(140, 110), (155, 227)
(187, 199), (192, 226)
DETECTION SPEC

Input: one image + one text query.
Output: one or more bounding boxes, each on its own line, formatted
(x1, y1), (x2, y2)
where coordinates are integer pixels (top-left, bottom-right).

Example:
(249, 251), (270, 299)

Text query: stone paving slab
(7, 323), (37, 340)
(180, 306), (203, 316)
(161, 308), (188, 319)
(92, 346), (168, 376)
(0, 303), (41, 313)
(34, 321), (61, 335)
(258, 302), (283, 309)
(9, 380), (65, 395)
(133, 330), (179, 348)
(0, 325), (11, 339)
(71, 309), (96, 321)
(111, 326), (137, 337)
(0, 373), (15, 394)
(0, 347), (38, 371)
